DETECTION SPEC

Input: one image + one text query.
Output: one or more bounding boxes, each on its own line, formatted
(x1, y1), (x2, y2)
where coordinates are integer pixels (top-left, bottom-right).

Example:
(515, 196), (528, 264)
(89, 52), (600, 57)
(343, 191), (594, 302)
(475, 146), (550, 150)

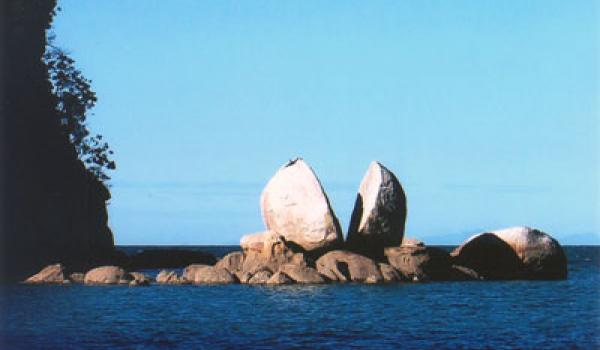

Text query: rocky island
(24, 158), (567, 286)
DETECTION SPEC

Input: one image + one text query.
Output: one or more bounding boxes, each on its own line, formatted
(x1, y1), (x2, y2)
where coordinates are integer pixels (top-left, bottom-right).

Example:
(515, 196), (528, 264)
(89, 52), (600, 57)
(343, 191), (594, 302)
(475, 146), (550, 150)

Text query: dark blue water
(1, 246), (599, 349)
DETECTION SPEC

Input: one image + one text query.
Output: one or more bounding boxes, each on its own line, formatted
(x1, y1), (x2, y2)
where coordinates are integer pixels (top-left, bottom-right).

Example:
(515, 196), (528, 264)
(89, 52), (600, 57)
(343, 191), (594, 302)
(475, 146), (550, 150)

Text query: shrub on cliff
(44, 34), (116, 182)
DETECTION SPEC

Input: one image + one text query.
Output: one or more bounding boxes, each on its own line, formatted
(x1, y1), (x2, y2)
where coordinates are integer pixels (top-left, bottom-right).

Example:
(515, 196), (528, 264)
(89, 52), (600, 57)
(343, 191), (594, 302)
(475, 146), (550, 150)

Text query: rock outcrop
(182, 265), (237, 284)
(84, 266), (130, 285)
(346, 162), (407, 259)
(238, 231), (313, 280)
(24, 264), (67, 284)
(2, 1), (115, 282)
(316, 250), (383, 283)
(451, 226), (567, 280)
(260, 158), (343, 253)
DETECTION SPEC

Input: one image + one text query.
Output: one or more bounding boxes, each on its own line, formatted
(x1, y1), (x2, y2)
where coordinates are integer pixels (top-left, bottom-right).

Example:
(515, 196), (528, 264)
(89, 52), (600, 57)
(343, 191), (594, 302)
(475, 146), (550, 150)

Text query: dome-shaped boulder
(451, 226), (567, 280)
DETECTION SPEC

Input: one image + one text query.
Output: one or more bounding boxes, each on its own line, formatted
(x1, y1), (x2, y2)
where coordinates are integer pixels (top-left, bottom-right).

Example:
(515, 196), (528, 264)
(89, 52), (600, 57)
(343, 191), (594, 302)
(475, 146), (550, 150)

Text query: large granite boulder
(183, 264), (237, 284)
(24, 264), (67, 284)
(385, 245), (477, 282)
(316, 250), (383, 283)
(84, 266), (131, 285)
(451, 226), (567, 280)
(260, 158), (343, 253)
(346, 161), (407, 259)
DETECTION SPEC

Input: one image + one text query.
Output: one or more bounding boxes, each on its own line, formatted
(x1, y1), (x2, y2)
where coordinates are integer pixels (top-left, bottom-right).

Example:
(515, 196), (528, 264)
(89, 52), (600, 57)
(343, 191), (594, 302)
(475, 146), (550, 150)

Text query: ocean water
(1, 246), (599, 349)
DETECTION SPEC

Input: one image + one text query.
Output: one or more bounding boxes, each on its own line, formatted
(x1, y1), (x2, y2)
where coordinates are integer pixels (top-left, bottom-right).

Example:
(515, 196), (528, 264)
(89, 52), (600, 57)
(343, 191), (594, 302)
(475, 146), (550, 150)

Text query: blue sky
(53, 1), (599, 245)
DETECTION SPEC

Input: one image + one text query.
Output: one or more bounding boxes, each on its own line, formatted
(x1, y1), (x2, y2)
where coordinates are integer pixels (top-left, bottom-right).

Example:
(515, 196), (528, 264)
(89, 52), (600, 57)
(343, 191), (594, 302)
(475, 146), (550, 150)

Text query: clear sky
(52, 1), (599, 245)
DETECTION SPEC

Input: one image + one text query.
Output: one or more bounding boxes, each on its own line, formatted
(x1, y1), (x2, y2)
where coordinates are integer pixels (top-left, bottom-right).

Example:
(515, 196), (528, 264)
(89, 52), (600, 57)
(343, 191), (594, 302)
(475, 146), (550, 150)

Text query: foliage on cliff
(45, 34), (116, 182)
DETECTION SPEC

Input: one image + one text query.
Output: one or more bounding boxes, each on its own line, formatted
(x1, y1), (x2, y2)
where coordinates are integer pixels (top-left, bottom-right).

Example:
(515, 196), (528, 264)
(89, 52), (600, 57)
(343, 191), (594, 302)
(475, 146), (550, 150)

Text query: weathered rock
(316, 250), (383, 283)
(215, 251), (245, 275)
(260, 158), (343, 252)
(248, 270), (273, 284)
(451, 226), (567, 280)
(84, 266), (130, 285)
(240, 231), (271, 254)
(25, 264), (67, 284)
(239, 231), (312, 278)
(156, 270), (185, 284)
(240, 231), (291, 258)
(267, 271), (295, 285)
(378, 263), (403, 282)
(347, 161), (407, 259)
(183, 264), (237, 284)
(240, 253), (273, 276)
(385, 246), (457, 282)
(69, 272), (85, 283)
(278, 264), (325, 284)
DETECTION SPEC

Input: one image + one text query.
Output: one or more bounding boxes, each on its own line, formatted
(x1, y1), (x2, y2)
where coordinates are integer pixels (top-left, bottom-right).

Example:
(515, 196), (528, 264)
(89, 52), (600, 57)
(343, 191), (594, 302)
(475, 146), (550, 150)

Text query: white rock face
(346, 161), (407, 256)
(260, 158), (342, 252)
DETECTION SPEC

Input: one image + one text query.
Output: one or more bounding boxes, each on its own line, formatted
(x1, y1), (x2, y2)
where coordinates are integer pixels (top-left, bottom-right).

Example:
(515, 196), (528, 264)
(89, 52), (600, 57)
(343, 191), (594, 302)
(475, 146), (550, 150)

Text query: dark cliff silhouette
(1, 0), (115, 282)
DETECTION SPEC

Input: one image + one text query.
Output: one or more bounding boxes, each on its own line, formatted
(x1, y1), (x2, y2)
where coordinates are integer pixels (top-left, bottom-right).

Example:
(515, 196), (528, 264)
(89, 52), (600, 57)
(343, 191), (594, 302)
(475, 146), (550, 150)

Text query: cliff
(1, 0), (115, 282)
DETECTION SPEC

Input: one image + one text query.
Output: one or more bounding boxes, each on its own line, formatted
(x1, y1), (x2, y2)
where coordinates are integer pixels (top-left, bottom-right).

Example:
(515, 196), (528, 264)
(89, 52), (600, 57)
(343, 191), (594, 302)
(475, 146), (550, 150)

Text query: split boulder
(346, 161), (407, 258)
(260, 158), (342, 252)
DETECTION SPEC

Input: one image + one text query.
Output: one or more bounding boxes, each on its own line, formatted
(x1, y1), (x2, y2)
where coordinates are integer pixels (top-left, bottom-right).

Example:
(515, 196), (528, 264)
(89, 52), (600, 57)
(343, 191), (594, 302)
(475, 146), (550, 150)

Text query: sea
(1, 246), (599, 349)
